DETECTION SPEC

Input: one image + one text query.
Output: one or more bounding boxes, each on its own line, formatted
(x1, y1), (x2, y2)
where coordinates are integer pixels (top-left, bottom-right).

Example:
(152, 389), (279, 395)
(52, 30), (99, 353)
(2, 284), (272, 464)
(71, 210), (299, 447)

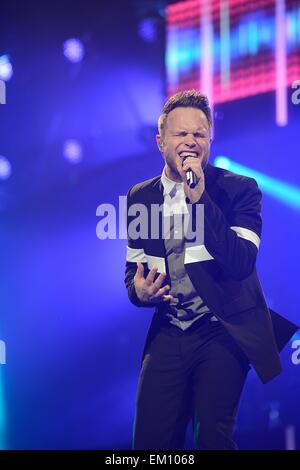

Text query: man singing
(125, 90), (298, 450)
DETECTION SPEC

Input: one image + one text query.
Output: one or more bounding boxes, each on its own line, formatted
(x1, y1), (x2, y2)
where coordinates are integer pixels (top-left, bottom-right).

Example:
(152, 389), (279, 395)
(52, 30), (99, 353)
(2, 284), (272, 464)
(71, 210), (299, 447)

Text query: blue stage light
(63, 139), (82, 164)
(0, 156), (12, 180)
(214, 156), (300, 210)
(63, 39), (85, 63)
(0, 55), (13, 82)
(138, 19), (157, 43)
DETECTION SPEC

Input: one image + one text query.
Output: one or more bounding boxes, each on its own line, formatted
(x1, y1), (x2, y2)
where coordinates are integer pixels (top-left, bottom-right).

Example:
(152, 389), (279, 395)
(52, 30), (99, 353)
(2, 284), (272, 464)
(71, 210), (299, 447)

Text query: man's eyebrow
(172, 128), (209, 133)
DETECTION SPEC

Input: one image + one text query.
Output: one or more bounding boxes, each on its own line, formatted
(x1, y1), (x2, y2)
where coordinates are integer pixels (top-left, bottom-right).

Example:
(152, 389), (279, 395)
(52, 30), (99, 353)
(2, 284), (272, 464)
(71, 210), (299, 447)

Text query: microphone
(182, 155), (198, 188)
(186, 169), (197, 188)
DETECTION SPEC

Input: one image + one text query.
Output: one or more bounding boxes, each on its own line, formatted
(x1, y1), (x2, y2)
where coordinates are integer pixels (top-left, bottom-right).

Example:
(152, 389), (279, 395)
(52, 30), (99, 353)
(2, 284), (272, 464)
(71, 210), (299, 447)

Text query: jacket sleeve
(197, 177), (262, 281)
(124, 187), (153, 308)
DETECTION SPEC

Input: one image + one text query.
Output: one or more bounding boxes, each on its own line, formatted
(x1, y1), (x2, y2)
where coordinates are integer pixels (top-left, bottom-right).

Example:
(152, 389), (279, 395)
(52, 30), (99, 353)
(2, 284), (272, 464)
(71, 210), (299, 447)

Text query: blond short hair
(158, 90), (212, 138)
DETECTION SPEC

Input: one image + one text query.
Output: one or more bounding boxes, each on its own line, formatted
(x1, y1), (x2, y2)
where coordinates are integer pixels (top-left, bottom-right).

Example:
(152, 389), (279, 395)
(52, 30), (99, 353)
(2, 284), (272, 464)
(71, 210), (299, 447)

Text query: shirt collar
(161, 167), (184, 196)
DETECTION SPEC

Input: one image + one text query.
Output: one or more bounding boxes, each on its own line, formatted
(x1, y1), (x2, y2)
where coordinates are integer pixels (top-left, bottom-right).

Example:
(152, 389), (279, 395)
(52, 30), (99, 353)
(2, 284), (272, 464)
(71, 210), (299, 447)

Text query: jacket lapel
(143, 176), (167, 271)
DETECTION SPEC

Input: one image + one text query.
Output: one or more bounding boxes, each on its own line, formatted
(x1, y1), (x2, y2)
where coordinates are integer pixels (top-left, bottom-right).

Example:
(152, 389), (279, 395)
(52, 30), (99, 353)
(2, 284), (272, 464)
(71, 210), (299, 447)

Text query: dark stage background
(0, 0), (299, 450)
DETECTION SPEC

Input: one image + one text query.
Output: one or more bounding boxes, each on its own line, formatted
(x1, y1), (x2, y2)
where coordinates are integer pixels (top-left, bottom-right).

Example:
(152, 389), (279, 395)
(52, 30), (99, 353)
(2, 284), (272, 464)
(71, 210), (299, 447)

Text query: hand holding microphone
(186, 167), (197, 188)
(179, 154), (205, 203)
(181, 155), (198, 188)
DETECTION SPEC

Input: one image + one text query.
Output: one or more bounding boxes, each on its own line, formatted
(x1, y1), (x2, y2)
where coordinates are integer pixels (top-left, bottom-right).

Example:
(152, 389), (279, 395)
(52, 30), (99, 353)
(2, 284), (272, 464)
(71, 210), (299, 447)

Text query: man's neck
(164, 166), (182, 183)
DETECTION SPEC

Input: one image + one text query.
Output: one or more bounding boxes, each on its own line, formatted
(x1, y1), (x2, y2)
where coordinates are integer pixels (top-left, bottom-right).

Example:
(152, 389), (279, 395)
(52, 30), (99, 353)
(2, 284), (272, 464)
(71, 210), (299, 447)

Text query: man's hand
(177, 156), (205, 203)
(134, 263), (174, 304)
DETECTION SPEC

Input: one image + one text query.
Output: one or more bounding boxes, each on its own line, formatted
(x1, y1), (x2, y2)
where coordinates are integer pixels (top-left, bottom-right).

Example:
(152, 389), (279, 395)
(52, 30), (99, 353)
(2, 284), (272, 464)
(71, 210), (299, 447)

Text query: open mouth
(179, 151), (198, 158)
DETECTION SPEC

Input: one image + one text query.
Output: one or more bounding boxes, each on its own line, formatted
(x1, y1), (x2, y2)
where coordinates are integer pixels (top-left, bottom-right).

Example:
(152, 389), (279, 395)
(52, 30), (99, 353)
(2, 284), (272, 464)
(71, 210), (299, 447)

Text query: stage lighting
(268, 401), (281, 429)
(214, 156), (300, 210)
(0, 56), (13, 82)
(213, 156), (230, 170)
(0, 156), (12, 180)
(63, 139), (83, 164)
(63, 38), (85, 63)
(166, 0), (300, 125)
(138, 19), (158, 43)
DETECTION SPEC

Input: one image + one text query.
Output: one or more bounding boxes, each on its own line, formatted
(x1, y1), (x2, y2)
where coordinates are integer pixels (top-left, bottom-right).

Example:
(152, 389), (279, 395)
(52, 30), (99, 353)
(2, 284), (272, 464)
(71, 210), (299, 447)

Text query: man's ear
(156, 134), (164, 153)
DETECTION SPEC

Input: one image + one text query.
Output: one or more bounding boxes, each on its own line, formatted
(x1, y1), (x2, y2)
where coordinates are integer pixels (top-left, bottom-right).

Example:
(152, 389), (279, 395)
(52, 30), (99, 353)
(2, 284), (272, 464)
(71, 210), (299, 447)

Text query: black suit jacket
(125, 163), (298, 383)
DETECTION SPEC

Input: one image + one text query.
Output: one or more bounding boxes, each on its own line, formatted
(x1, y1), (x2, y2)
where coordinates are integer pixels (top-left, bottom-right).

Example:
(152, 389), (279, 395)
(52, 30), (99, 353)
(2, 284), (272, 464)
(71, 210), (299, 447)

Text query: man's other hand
(134, 263), (174, 304)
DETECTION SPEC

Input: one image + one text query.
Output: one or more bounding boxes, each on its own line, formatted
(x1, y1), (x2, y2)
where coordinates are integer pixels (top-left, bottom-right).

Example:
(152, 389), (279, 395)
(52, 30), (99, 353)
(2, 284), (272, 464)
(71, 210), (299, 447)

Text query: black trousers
(133, 315), (250, 450)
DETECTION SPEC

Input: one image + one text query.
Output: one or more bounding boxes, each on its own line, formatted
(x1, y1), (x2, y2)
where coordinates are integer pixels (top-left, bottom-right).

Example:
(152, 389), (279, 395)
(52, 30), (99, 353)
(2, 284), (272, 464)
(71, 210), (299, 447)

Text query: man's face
(156, 106), (211, 180)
